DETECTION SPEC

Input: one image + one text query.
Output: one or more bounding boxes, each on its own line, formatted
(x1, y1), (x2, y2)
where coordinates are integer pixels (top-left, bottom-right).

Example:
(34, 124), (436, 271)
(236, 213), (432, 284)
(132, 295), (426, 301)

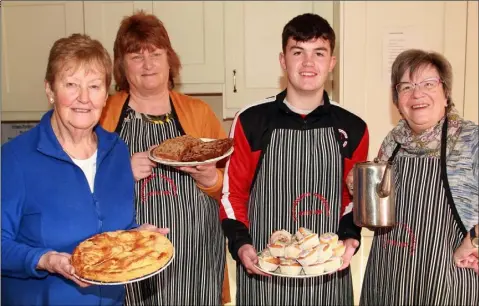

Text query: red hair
(113, 11), (181, 91)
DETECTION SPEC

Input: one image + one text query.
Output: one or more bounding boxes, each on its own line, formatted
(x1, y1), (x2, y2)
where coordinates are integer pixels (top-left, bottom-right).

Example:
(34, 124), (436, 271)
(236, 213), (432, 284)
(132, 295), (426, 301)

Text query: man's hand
(177, 162), (218, 188)
(338, 238), (359, 271)
(454, 232), (478, 274)
(238, 244), (270, 276)
(37, 251), (90, 287)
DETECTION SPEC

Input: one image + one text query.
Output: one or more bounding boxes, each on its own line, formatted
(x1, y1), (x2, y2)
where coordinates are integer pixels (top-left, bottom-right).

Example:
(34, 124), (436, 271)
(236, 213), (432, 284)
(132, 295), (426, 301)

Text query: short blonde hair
(391, 49), (453, 109)
(45, 33), (112, 90)
(113, 11), (181, 92)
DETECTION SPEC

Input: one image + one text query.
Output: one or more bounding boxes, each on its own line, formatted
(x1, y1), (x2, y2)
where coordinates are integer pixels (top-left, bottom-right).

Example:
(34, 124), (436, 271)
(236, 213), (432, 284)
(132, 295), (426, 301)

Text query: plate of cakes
(255, 227), (345, 278)
(149, 135), (234, 167)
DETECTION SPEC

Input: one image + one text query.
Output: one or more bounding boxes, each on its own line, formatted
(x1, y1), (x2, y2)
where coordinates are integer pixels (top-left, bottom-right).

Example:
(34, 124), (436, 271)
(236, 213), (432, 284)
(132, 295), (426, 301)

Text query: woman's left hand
(453, 235), (479, 274)
(177, 162), (218, 188)
(136, 223), (170, 235)
(338, 238), (360, 271)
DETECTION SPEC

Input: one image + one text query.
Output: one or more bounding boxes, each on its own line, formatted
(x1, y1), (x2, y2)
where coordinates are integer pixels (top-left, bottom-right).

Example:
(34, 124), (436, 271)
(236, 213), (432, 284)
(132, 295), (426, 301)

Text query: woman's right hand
(131, 150), (157, 181)
(37, 251), (90, 287)
(237, 244), (270, 276)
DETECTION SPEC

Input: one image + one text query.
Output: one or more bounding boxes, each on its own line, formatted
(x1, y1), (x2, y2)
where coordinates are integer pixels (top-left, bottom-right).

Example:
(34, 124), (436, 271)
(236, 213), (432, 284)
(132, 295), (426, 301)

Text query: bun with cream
(319, 232), (339, 248)
(279, 258), (302, 276)
(323, 256), (342, 273)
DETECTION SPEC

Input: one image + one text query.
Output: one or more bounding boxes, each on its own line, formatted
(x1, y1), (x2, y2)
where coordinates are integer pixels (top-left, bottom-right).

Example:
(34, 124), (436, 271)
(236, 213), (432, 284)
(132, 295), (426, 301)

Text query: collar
(37, 110), (119, 164)
(276, 89), (332, 117)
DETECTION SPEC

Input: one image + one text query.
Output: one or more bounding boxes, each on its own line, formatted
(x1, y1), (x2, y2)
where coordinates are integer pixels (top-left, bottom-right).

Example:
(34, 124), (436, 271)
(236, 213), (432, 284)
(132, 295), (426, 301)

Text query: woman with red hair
(100, 11), (229, 305)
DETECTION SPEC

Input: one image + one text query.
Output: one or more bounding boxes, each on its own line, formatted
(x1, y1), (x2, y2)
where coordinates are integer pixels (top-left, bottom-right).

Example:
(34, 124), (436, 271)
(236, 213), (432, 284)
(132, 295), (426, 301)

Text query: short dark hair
(282, 13), (335, 53)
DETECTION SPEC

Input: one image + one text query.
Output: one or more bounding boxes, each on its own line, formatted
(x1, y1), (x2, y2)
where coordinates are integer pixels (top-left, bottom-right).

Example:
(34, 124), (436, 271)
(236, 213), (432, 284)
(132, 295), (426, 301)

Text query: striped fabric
(237, 128), (353, 305)
(119, 110), (225, 305)
(360, 156), (479, 305)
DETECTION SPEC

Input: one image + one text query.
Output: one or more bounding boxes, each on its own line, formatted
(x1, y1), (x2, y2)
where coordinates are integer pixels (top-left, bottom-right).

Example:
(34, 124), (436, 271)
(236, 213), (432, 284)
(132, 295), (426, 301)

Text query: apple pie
(71, 230), (174, 282)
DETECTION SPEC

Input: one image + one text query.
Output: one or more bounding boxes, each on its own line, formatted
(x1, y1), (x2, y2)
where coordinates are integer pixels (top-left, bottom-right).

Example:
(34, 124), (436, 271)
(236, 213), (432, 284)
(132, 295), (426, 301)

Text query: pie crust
(72, 230), (174, 282)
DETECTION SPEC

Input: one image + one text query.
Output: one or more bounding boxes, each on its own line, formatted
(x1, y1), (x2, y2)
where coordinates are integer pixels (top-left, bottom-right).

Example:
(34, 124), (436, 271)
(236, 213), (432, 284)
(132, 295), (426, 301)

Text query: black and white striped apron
(360, 119), (479, 305)
(237, 126), (354, 305)
(118, 107), (225, 306)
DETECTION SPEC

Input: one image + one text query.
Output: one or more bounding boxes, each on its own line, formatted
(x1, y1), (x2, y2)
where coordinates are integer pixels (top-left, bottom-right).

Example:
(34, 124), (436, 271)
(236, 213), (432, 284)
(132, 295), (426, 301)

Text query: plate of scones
(255, 227), (345, 278)
(149, 135), (234, 167)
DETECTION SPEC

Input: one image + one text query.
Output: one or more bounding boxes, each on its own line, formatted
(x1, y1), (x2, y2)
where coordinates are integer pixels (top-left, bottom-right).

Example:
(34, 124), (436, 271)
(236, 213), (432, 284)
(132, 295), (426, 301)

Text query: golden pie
(71, 230), (174, 282)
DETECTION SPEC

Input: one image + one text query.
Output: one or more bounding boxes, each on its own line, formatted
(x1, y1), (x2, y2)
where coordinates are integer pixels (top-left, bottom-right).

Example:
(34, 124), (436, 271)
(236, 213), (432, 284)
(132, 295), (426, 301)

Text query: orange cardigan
(99, 90), (231, 304)
(100, 90), (228, 200)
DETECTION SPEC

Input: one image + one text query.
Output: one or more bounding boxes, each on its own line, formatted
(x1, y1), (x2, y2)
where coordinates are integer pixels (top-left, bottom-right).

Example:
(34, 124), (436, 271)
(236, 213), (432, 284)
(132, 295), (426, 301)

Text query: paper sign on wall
(383, 28), (412, 84)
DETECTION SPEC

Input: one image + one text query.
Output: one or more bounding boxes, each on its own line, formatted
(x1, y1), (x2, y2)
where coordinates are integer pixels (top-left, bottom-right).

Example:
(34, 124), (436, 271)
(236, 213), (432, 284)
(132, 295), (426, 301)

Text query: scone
(269, 229), (292, 245)
(297, 248), (320, 266)
(284, 243), (302, 259)
(268, 241), (287, 257)
(279, 258), (303, 276)
(319, 232), (339, 248)
(316, 243), (333, 263)
(258, 251), (280, 272)
(298, 233), (320, 250)
(303, 261), (326, 275)
(323, 256), (342, 273)
(332, 240), (346, 257)
(295, 227), (313, 241)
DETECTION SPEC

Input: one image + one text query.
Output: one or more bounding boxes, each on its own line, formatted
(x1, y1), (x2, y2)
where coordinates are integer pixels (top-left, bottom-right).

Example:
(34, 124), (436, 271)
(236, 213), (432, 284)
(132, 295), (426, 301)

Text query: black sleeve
(222, 219), (253, 261)
(337, 212), (362, 254)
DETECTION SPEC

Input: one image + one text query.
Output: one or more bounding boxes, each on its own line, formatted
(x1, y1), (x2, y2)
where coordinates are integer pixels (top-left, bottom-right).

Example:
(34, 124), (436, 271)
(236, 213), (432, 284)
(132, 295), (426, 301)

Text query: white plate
(255, 258), (343, 278)
(73, 251), (175, 286)
(148, 138), (234, 167)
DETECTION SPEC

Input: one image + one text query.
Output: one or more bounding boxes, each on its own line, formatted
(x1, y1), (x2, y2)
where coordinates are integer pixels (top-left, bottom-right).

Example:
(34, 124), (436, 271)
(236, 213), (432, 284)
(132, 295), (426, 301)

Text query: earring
(50, 98), (54, 104)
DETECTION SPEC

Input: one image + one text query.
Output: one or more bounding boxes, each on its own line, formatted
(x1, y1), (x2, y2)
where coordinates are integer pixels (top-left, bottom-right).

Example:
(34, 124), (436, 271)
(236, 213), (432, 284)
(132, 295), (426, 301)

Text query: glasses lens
(397, 83), (413, 93)
(420, 79), (439, 90)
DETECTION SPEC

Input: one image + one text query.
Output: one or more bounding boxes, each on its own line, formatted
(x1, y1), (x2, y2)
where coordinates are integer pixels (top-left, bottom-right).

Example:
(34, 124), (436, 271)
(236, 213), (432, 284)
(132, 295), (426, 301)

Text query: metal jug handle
(376, 159), (393, 198)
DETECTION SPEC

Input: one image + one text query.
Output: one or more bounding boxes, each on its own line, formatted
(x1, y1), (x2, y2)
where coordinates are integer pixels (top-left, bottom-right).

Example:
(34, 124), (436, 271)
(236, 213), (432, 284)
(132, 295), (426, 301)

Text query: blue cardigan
(1, 110), (136, 306)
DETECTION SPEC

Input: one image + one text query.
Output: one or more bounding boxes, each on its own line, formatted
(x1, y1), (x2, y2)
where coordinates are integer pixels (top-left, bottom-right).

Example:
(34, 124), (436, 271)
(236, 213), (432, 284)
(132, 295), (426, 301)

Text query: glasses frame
(395, 77), (443, 95)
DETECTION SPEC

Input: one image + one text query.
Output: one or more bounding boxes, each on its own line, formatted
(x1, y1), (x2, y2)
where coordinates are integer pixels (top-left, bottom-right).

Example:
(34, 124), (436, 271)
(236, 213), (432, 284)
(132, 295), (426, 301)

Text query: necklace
(140, 112), (174, 124)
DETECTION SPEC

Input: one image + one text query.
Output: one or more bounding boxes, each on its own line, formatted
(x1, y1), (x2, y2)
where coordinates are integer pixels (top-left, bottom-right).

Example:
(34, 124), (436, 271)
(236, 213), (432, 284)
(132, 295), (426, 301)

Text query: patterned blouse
(378, 111), (478, 232)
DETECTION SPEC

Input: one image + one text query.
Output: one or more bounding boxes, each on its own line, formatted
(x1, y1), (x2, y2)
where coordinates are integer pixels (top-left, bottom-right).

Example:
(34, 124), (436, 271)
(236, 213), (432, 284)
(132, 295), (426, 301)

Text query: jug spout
(377, 160), (393, 198)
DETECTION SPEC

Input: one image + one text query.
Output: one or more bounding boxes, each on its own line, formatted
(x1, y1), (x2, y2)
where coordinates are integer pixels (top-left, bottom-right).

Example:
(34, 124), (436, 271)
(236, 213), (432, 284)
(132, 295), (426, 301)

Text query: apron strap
(389, 142), (401, 163)
(439, 117), (467, 235)
(114, 95), (132, 134)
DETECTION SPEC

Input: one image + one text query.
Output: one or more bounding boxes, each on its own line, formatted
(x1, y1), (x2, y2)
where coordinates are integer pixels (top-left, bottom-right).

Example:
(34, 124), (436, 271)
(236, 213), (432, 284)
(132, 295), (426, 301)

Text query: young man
(220, 13), (369, 304)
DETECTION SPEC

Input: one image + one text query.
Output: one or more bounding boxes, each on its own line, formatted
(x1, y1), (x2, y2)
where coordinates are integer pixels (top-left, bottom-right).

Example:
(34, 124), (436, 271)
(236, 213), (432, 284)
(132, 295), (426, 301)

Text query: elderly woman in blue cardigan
(1, 34), (167, 306)
(360, 49), (478, 306)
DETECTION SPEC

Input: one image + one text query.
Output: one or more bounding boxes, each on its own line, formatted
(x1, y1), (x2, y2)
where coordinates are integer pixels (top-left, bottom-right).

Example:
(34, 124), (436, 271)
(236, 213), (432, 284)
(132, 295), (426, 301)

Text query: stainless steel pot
(353, 158), (396, 228)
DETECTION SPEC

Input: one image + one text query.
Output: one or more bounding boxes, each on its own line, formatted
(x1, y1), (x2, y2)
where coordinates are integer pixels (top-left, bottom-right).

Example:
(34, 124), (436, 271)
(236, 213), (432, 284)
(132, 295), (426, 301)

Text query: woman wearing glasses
(360, 49), (478, 305)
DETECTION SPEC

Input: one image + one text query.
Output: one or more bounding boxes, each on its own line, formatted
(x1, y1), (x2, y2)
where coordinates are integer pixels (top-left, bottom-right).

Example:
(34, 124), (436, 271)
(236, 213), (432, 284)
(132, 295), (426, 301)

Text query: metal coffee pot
(353, 158), (396, 228)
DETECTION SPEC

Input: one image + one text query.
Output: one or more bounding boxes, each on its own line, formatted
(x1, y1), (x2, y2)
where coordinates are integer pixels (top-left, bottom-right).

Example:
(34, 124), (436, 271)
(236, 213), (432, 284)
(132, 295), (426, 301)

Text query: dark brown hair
(282, 13), (335, 54)
(113, 11), (181, 91)
(45, 33), (112, 90)
(391, 49), (453, 109)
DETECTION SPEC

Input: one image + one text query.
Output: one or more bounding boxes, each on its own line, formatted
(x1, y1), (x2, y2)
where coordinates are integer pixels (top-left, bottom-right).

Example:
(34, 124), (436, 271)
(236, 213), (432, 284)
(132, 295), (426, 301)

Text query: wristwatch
(471, 225), (479, 248)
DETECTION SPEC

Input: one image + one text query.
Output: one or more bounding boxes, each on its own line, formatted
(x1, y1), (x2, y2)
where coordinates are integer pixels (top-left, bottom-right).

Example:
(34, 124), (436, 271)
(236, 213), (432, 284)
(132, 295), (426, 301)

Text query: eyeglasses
(395, 78), (443, 95)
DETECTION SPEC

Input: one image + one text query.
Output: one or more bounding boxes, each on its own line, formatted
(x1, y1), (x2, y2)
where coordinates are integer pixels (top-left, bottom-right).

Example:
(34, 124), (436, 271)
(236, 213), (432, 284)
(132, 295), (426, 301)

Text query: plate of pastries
(255, 227), (345, 278)
(72, 230), (174, 285)
(149, 135), (234, 167)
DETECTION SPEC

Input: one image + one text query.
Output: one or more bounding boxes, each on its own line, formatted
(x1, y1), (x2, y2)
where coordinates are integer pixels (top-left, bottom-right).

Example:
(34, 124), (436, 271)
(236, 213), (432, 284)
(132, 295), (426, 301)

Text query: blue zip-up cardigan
(1, 110), (137, 306)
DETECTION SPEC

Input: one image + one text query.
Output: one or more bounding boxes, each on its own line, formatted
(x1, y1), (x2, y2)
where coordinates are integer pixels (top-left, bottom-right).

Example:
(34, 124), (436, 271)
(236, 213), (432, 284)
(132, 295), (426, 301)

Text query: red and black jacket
(220, 90), (369, 259)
